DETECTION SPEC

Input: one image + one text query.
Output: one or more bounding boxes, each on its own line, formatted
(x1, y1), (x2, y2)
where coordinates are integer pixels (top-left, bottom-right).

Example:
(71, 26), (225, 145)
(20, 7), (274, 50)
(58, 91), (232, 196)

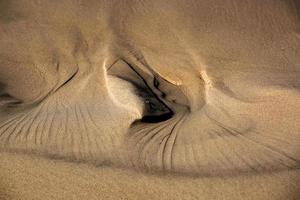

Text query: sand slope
(0, 152), (299, 200)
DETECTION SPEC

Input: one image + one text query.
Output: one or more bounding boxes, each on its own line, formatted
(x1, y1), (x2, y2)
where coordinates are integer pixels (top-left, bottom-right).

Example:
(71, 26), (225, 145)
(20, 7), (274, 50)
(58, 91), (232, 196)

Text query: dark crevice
(122, 60), (174, 123)
(140, 111), (174, 123)
(108, 59), (174, 123)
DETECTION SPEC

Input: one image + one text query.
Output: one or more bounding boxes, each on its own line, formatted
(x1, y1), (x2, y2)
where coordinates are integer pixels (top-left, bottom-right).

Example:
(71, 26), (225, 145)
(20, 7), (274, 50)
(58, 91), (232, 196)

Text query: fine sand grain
(0, 152), (299, 200)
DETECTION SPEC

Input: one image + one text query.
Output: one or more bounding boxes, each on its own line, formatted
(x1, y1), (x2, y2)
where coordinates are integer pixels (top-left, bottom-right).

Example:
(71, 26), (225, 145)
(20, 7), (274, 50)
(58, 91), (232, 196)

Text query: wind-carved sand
(0, 0), (300, 199)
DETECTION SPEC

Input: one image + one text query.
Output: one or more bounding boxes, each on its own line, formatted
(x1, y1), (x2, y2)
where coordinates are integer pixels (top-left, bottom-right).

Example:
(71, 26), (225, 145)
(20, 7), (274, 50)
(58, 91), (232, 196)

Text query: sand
(1, 1), (300, 199)
(0, 152), (299, 200)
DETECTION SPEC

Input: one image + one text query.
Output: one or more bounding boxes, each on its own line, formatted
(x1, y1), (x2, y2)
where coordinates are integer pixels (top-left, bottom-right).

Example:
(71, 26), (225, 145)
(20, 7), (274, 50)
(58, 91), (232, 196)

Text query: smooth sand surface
(0, 152), (299, 200)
